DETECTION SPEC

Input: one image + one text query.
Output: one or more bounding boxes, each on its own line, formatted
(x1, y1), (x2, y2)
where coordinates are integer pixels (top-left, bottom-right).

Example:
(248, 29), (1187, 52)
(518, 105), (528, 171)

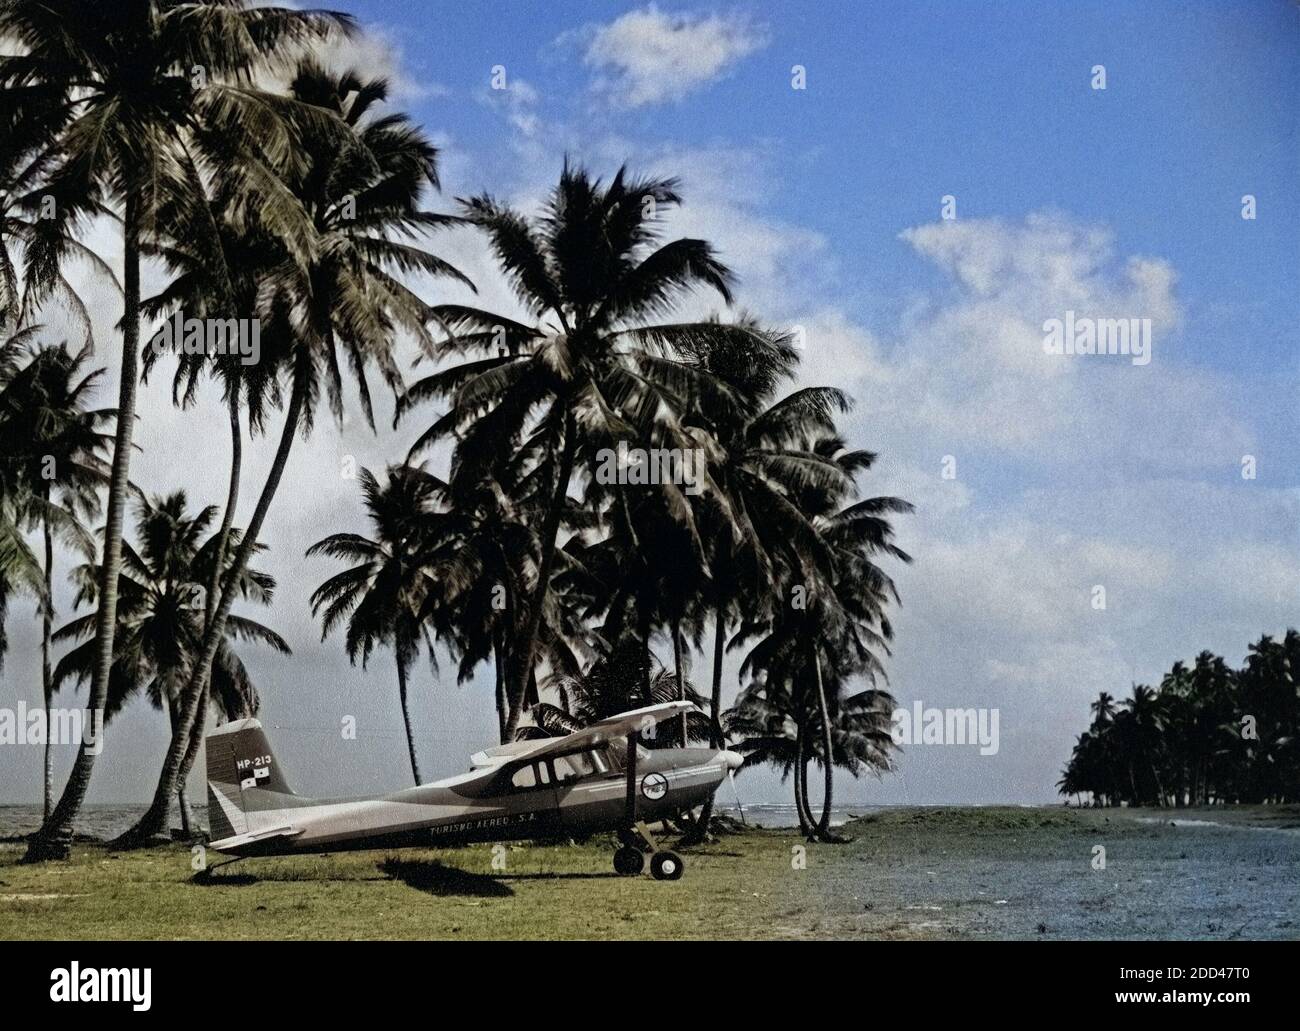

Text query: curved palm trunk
(117, 371), (306, 846)
(177, 395), (243, 824)
(25, 193), (142, 862)
(204, 397), (242, 641)
(503, 410), (574, 739)
(174, 395), (243, 826)
(396, 653), (421, 786)
(811, 645), (835, 838)
(41, 517), (53, 820)
(167, 698), (193, 838)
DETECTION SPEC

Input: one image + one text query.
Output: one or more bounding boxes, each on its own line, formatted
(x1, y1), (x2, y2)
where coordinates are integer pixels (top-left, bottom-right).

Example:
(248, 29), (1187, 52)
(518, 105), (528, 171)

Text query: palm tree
(1236, 632), (1300, 803)
(1122, 684), (1166, 805)
(54, 491), (287, 834)
(398, 161), (755, 739)
(4, 0), (350, 861)
(307, 464), (442, 785)
(676, 316), (847, 832)
(121, 60), (469, 844)
(1090, 691), (1116, 727)
(731, 429), (911, 840)
(0, 340), (111, 816)
(410, 470), (553, 744)
(728, 676), (897, 834)
(547, 635), (711, 741)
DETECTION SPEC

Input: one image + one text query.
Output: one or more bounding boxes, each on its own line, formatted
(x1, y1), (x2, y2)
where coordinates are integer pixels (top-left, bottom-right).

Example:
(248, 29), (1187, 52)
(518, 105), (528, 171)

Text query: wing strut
(621, 731), (663, 855)
(624, 730), (638, 826)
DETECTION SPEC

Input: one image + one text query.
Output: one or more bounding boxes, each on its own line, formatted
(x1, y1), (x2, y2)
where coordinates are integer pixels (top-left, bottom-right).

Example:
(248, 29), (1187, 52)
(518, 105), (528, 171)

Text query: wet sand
(793, 806), (1300, 939)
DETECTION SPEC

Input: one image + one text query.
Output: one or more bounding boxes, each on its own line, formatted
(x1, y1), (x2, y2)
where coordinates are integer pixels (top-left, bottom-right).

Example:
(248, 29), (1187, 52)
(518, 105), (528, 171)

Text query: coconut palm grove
(0, 0), (917, 861)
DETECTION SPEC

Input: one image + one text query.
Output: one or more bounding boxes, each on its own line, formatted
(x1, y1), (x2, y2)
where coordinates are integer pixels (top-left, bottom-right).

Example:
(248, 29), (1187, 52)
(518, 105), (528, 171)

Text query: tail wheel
(650, 850), (684, 881)
(613, 845), (644, 876)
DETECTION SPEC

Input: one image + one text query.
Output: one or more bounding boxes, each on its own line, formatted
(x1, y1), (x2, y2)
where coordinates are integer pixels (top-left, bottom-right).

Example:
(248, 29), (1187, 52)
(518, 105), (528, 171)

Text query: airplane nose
(720, 749), (744, 772)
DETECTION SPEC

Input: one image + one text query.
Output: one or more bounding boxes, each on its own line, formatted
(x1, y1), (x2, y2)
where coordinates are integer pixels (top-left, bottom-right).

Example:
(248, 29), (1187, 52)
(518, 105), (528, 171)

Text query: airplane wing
(498, 702), (697, 766)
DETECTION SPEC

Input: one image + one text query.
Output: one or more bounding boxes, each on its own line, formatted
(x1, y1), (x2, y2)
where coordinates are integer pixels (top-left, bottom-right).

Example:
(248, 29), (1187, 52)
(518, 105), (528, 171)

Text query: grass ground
(2, 806), (1297, 940)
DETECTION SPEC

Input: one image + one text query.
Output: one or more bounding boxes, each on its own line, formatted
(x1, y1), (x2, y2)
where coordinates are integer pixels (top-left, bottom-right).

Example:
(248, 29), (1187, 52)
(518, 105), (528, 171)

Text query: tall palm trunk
(177, 395), (243, 823)
(693, 604), (728, 837)
(25, 192), (142, 862)
(638, 606), (652, 706)
(117, 369), (307, 845)
(671, 616), (686, 745)
(503, 410), (575, 739)
(41, 516), (53, 820)
(396, 652), (421, 785)
(709, 602), (725, 747)
(811, 644), (835, 838)
(493, 625), (507, 744)
(167, 697), (193, 838)
(794, 723), (813, 835)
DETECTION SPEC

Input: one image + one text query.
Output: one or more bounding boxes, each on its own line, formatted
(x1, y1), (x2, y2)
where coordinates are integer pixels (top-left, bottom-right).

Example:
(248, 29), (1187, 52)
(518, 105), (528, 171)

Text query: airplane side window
(552, 756), (578, 782)
(511, 764), (537, 789)
(537, 762), (552, 785)
(567, 751), (607, 779)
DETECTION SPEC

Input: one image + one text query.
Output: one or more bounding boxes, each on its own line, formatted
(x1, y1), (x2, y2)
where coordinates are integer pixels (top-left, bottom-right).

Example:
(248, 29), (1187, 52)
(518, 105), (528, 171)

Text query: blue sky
(3, 1), (1298, 809)
(350, 0), (1298, 361)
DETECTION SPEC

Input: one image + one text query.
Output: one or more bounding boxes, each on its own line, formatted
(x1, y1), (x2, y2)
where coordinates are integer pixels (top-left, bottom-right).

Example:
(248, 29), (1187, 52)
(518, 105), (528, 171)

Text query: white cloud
(572, 5), (767, 108)
(479, 77), (543, 140)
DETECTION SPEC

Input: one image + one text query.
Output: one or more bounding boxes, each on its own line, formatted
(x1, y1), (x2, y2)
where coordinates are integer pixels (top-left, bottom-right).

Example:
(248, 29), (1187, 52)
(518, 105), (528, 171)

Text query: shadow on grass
(192, 868), (259, 886)
(378, 858), (514, 897)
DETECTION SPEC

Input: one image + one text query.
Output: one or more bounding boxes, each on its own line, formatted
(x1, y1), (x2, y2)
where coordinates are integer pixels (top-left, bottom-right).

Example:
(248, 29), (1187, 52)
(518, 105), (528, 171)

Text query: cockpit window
(510, 762), (550, 789)
(603, 738), (650, 771)
(553, 750), (609, 782)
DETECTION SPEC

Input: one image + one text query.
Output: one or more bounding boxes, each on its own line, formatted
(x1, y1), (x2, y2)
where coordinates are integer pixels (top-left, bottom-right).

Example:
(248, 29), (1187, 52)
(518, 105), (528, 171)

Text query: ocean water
(0, 802), (861, 838)
(0, 804), (207, 841)
(713, 803), (863, 828)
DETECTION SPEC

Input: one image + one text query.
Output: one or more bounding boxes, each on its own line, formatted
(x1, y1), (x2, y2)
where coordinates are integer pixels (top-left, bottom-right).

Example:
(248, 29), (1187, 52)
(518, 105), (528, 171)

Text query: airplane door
(550, 752), (621, 832)
(508, 761), (559, 833)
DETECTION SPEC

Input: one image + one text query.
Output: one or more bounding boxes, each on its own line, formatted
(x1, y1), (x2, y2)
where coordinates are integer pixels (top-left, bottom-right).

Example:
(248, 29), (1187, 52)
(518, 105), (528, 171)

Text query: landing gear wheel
(614, 845), (645, 876)
(650, 850), (684, 881)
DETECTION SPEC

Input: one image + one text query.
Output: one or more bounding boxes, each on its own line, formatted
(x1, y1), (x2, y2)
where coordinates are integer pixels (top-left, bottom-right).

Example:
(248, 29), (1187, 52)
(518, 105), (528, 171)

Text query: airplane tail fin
(205, 717), (300, 840)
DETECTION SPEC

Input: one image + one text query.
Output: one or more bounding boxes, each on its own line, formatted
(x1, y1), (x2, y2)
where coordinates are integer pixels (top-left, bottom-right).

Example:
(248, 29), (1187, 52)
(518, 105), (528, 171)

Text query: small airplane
(205, 701), (744, 880)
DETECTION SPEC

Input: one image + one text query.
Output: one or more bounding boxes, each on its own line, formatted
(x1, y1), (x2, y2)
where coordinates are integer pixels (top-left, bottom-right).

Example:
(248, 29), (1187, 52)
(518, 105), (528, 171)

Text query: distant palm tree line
(1059, 632), (1300, 807)
(0, 1), (910, 860)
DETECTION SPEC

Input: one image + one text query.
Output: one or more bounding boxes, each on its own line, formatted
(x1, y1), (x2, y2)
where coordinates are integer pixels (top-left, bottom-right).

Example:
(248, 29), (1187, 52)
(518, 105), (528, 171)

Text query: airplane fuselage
(211, 743), (732, 857)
